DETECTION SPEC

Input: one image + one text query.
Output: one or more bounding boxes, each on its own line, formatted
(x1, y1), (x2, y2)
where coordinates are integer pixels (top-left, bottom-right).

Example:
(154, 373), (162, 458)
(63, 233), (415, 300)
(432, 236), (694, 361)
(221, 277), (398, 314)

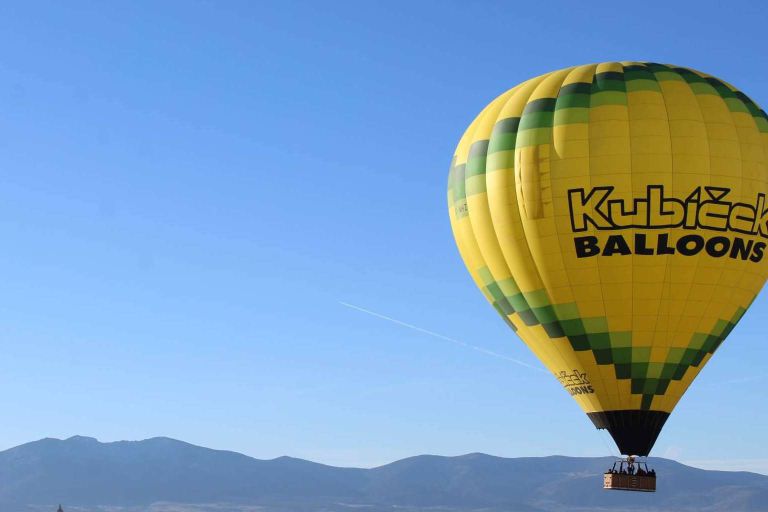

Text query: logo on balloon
(556, 370), (595, 396)
(567, 185), (767, 262)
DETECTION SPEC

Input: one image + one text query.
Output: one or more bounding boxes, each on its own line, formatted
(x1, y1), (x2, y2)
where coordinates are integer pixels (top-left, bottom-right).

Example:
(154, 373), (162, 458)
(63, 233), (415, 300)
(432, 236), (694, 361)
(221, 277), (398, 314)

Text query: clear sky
(0, 0), (767, 474)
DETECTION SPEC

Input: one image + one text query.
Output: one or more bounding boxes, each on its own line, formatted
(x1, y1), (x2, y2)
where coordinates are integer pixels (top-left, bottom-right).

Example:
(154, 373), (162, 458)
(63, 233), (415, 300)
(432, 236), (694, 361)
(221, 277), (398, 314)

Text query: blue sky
(0, 0), (767, 473)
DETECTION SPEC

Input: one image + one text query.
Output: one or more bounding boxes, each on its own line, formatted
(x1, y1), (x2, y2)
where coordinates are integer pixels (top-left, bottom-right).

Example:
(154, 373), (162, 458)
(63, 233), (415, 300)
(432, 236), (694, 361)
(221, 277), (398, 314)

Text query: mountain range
(1, 436), (766, 512)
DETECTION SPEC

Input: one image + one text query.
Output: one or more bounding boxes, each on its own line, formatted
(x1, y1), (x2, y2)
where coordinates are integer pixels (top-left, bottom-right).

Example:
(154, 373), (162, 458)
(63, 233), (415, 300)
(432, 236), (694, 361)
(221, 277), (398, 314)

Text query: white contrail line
(339, 301), (547, 373)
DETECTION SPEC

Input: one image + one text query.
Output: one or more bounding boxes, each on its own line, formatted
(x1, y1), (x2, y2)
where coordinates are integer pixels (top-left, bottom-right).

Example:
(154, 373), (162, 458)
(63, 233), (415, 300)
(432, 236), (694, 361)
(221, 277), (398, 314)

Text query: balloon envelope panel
(447, 62), (768, 455)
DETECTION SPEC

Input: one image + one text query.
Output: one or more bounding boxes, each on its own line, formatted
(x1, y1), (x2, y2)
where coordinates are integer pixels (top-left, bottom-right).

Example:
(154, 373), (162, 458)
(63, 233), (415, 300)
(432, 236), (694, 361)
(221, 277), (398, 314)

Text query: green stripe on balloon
(477, 269), (752, 410)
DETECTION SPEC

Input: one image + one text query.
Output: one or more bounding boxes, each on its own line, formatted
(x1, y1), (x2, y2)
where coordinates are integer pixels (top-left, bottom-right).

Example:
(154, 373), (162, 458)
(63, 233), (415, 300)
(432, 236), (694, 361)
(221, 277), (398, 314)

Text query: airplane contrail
(339, 301), (547, 373)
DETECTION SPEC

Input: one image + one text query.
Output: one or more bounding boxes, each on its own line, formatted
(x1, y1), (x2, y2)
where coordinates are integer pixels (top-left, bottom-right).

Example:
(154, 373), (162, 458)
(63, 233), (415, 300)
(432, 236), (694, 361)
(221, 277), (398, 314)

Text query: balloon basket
(603, 457), (656, 492)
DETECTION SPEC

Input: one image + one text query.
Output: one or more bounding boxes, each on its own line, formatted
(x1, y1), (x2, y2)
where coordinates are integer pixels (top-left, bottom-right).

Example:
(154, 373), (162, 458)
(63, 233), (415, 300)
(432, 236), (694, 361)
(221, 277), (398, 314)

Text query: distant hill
(0, 436), (766, 512)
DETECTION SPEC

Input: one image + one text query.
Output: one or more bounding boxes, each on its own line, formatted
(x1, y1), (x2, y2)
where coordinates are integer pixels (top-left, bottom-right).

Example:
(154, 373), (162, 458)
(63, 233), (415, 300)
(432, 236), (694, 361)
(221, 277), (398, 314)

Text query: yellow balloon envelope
(447, 62), (768, 456)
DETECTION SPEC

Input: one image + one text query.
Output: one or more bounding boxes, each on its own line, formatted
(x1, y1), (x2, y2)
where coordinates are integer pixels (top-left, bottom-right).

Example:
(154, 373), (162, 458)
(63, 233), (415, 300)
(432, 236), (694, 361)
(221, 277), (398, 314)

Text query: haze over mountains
(3, 436), (767, 512)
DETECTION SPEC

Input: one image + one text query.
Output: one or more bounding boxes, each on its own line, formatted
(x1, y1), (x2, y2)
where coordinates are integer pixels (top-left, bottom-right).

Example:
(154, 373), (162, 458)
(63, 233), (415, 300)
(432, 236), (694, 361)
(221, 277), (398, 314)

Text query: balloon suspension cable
(597, 428), (621, 459)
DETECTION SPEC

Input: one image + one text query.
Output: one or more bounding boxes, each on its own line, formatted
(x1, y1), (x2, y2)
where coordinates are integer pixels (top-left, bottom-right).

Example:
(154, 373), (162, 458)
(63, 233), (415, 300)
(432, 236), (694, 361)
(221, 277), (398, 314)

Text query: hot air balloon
(447, 62), (768, 491)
